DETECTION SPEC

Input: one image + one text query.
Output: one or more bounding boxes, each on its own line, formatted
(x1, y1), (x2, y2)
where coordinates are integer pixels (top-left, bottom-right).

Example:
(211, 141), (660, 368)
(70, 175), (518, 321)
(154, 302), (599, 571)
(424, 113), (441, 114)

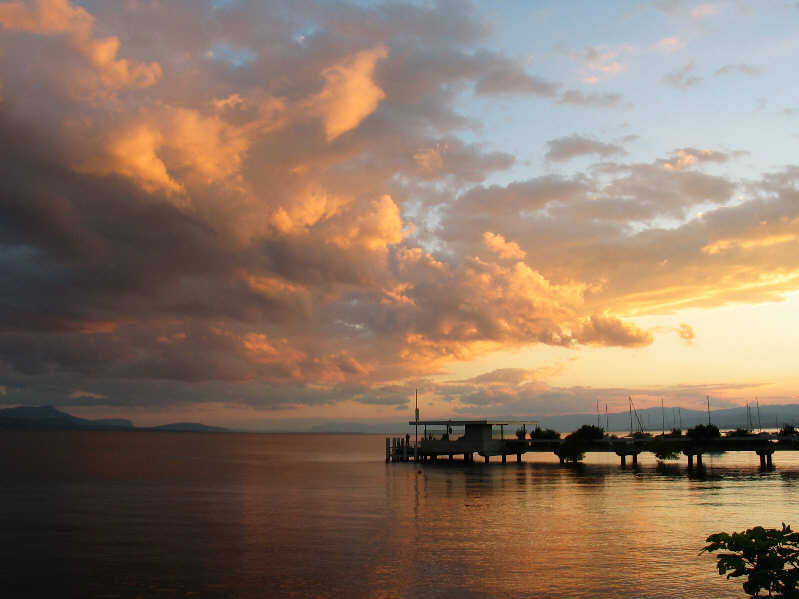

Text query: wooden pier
(387, 419), (799, 469)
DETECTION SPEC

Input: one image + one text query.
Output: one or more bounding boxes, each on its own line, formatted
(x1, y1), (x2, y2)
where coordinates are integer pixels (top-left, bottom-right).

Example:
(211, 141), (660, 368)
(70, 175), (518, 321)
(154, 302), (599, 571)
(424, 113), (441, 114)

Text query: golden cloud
(0, 0), (161, 91)
(306, 45), (388, 141)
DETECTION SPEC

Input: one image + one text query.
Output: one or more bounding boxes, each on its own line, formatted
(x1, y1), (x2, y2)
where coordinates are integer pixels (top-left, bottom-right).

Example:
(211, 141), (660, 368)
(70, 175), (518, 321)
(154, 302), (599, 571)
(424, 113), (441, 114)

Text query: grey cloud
(715, 63), (761, 77)
(474, 59), (560, 96)
(450, 175), (589, 219)
(558, 89), (625, 108)
(545, 134), (626, 162)
(663, 61), (703, 89)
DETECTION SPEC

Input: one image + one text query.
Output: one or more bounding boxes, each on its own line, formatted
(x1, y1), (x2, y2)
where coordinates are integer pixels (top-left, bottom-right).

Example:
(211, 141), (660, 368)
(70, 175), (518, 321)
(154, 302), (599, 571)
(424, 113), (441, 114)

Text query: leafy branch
(702, 524), (799, 597)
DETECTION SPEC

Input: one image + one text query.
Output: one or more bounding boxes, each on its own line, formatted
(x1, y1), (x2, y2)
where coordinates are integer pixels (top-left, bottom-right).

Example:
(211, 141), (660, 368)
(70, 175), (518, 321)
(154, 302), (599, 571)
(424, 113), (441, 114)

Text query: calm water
(2, 432), (798, 598)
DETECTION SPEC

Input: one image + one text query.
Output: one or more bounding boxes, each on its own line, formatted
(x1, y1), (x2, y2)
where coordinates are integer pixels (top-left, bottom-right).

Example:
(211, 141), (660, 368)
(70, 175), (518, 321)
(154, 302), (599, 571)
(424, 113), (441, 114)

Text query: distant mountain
(538, 404), (799, 434)
(146, 422), (228, 433)
(306, 404), (799, 435)
(309, 421), (409, 434)
(5, 403), (797, 435)
(0, 406), (227, 432)
(0, 405), (133, 430)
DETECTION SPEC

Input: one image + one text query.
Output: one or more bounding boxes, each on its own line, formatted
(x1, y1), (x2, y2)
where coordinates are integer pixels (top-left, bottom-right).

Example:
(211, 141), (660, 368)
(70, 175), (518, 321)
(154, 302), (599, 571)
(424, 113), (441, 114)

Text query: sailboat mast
(757, 398), (762, 432)
(414, 389), (419, 449)
(629, 396), (633, 436)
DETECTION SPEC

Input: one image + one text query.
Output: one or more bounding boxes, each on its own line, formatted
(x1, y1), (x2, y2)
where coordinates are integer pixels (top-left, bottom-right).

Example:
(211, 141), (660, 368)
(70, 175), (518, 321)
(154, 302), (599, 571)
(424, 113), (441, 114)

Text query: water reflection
(2, 432), (799, 598)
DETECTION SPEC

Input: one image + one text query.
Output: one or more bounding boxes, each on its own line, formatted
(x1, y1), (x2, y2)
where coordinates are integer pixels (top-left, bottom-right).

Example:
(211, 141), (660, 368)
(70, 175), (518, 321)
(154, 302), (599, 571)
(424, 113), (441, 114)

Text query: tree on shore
(529, 426), (560, 440)
(687, 423), (720, 440)
(554, 425), (605, 462)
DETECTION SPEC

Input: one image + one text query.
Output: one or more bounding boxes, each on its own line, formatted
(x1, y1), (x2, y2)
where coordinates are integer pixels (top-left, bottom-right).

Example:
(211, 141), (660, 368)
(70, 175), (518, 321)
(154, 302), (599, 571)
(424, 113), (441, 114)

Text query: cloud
(558, 89), (625, 108)
(573, 314), (653, 348)
(0, 0), (161, 91)
(410, 138), (514, 182)
(306, 45), (388, 141)
(473, 57), (560, 96)
(653, 37), (684, 54)
(677, 323), (695, 342)
(69, 390), (107, 400)
(714, 63), (761, 77)
(690, 3), (719, 20)
(482, 232), (526, 260)
(663, 61), (703, 89)
(545, 134), (626, 162)
(2, 0), (799, 420)
(452, 367), (540, 386)
(567, 44), (633, 84)
(659, 147), (736, 170)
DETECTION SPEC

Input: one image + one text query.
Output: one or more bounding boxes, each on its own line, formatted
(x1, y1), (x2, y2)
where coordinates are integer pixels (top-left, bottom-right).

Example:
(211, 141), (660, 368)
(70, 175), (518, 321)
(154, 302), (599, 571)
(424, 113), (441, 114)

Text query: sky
(1, 0), (799, 429)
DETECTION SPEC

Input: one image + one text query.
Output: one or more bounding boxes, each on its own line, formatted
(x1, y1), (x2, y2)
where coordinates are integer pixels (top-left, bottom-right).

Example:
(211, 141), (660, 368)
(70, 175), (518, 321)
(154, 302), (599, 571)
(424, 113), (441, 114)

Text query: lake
(1, 431), (797, 598)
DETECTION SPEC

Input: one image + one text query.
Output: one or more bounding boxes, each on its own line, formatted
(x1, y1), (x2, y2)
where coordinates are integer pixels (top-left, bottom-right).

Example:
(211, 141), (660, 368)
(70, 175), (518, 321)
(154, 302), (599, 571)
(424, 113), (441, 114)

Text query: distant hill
(146, 422), (228, 433)
(309, 421), (409, 434)
(0, 406), (227, 433)
(307, 404), (799, 434)
(540, 403), (799, 434)
(5, 403), (798, 435)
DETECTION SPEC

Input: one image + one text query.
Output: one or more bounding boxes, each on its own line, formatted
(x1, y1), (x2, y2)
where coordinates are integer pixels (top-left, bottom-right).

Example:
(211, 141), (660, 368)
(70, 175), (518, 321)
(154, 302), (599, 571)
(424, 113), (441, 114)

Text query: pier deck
(387, 422), (799, 469)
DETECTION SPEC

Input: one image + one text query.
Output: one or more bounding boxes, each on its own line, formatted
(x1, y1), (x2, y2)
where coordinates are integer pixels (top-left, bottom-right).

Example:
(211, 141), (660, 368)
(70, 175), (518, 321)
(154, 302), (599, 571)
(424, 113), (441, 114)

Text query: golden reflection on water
(2, 432), (799, 598)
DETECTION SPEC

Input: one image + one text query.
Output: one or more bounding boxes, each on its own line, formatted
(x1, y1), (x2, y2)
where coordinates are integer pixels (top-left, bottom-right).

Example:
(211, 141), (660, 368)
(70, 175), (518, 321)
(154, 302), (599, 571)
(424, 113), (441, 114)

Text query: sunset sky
(2, 0), (799, 428)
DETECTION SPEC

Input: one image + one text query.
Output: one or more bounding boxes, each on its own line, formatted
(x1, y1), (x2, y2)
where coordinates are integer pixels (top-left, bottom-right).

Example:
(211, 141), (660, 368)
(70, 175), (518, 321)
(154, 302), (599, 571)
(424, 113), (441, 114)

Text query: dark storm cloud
(2, 0), (799, 418)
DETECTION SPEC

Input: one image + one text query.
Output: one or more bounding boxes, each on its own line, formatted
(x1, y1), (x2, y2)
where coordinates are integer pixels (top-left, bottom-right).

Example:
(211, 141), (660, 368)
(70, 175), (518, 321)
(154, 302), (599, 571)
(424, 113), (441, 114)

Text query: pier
(387, 419), (799, 469)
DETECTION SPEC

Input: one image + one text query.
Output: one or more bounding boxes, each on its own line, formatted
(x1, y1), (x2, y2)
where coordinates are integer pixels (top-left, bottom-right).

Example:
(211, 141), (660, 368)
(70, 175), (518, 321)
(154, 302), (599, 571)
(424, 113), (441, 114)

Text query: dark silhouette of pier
(387, 420), (794, 470)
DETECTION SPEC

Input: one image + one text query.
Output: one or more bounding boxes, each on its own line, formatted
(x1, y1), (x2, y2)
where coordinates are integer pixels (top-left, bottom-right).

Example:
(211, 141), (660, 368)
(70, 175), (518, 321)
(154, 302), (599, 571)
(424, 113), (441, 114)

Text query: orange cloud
(5, 0), (799, 419)
(307, 45), (388, 140)
(678, 323), (695, 342)
(574, 314), (653, 347)
(270, 185), (350, 235)
(77, 124), (184, 196)
(0, 0), (161, 90)
(242, 333), (305, 377)
(414, 144), (446, 173)
(76, 107), (255, 199)
(703, 233), (798, 254)
(325, 195), (408, 251)
(482, 232), (526, 260)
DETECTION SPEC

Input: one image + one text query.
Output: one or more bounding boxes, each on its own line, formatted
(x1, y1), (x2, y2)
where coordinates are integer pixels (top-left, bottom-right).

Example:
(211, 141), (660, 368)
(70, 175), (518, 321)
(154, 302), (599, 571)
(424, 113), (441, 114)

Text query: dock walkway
(387, 424), (798, 469)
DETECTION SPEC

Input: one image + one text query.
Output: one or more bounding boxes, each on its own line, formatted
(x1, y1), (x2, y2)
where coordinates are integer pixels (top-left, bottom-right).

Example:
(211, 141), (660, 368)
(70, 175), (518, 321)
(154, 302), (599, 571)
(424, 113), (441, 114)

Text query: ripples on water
(1, 431), (797, 598)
